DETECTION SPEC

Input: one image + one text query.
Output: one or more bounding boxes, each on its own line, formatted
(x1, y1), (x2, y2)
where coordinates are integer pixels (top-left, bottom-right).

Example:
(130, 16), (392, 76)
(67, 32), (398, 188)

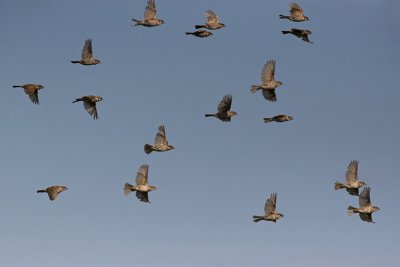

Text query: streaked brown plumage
(144, 125), (175, 154)
(205, 94), (237, 121)
(253, 193), (284, 223)
(264, 114), (293, 124)
(71, 39), (101, 65)
(282, 28), (313, 43)
(335, 160), (366, 196)
(195, 10), (225, 30)
(185, 30), (213, 38)
(37, 185), (68, 201)
(124, 164), (156, 203)
(12, 84), (44, 105)
(72, 95), (103, 119)
(250, 60), (282, 102)
(279, 2), (309, 22)
(347, 187), (380, 223)
(132, 0), (165, 27)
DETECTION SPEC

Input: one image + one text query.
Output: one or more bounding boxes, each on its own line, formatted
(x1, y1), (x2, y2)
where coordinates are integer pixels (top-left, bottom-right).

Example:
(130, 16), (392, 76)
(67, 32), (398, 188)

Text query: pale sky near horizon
(1, 1), (399, 267)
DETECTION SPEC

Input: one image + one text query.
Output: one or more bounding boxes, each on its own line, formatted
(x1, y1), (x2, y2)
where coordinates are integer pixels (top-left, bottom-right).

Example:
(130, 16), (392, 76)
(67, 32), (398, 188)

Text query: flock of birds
(13, 1), (380, 224)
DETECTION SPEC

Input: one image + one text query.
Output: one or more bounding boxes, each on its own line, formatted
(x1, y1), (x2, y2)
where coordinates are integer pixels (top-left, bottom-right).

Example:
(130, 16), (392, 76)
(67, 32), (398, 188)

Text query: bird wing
(155, 125), (168, 146)
(81, 39), (93, 61)
(136, 164), (149, 185)
(136, 191), (150, 203)
(359, 213), (373, 223)
(144, 0), (157, 20)
(261, 60), (275, 84)
(83, 101), (98, 119)
(261, 89), (277, 102)
(264, 193), (277, 215)
(345, 160), (358, 183)
(206, 10), (219, 24)
(359, 187), (371, 207)
(290, 2), (304, 17)
(217, 95), (232, 113)
(346, 188), (359, 196)
(24, 87), (39, 104)
(47, 187), (60, 201)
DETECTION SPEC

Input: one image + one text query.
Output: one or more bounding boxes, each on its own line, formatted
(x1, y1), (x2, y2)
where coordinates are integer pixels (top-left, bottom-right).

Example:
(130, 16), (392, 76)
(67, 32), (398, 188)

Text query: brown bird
(250, 60), (282, 102)
(185, 30), (213, 38)
(195, 10), (225, 30)
(205, 95), (237, 122)
(132, 0), (165, 27)
(71, 39), (101, 65)
(253, 193), (284, 223)
(348, 187), (380, 223)
(37, 186), (68, 201)
(124, 164), (156, 203)
(335, 160), (367, 196)
(12, 84), (44, 105)
(264, 114), (293, 124)
(279, 2), (309, 22)
(144, 125), (175, 154)
(72, 95), (103, 119)
(282, 28), (313, 43)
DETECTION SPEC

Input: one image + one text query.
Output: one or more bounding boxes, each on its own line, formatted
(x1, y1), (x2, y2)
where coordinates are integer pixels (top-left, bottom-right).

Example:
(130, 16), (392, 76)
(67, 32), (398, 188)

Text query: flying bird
(72, 95), (103, 120)
(250, 60), (282, 102)
(282, 28), (313, 43)
(205, 95), (237, 121)
(279, 2), (309, 22)
(37, 186), (68, 201)
(144, 125), (175, 154)
(12, 84), (44, 105)
(132, 0), (165, 27)
(264, 114), (293, 124)
(185, 30), (213, 38)
(71, 39), (101, 65)
(124, 164), (156, 203)
(253, 193), (284, 223)
(195, 10), (225, 30)
(335, 160), (366, 196)
(347, 187), (380, 223)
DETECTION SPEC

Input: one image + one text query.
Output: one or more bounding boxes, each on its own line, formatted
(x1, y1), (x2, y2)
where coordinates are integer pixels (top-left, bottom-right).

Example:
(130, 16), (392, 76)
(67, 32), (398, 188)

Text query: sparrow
(72, 95), (103, 120)
(279, 2), (309, 22)
(250, 60), (282, 102)
(71, 39), (101, 65)
(195, 10), (225, 30)
(12, 84), (44, 105)
(37, 186), (68, 201)
(185, 30), (213, 38)
(205, 95), (237, 122)
(132, 0), (165, 27)
(282, 28), (313, 43)
(335, 160), (367, 196)
(124, 164), (156, 203)
(347, 187), (380, 223)
(253, 193), (284, 223)
(144, 125), (175, 154)
(264, 114), (293, 124)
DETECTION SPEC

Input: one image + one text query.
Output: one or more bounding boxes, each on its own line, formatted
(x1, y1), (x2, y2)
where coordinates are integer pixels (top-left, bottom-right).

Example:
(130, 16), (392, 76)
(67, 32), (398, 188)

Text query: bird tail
(334, 182), (345, 190)
(252, 216), (263, 223)
(185, 32), (193, 35)
(124, 183), (135, 195)
(37, 189), (46, 193)
(263, 117), (273, 123)
(279, 15), (289, 19)
(250, 85), (260, 93)
(195, 25), (204, 29)
(347, 206), (357, 216)
(205, 114), (215, 117)
(282, 31), (291, 34)
(72, 98), (82, 103)
(132, 18), (142, 26)
(12, 85), (22, 88)
(70, 61), (80, 64)
(144, 144), (153, 154)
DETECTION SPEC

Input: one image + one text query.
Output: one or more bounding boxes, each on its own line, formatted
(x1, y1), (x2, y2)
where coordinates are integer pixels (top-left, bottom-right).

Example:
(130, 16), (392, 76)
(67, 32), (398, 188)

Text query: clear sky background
(1, 0), (399, 266)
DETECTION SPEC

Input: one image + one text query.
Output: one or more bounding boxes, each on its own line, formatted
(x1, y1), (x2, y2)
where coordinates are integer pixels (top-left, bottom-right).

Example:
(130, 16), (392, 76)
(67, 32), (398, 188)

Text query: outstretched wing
(155, 125), (168, 146)
(24, 87), (39, 104)
(144, 0), (157, 20)
(359, 213), (373, 223)
(82, 39), (93, 61)
(217, 95), (232, 113)
(83, 101), (98, 119)
(206, 10), (219, 24)
(264, 193), (277, 215)
(136, 191), (150, 203)
(290, 2), (304, 17)
(359, 187), (371, 208)
(345, 160), (358, 183)
(136, 164), (149, 186)
(262, 89), (277, 102)
(261, 60), (276, 84)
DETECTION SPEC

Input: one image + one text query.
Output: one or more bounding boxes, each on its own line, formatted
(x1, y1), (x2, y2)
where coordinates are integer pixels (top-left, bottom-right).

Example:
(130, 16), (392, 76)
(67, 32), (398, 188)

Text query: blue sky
(1, 0), (399, 266)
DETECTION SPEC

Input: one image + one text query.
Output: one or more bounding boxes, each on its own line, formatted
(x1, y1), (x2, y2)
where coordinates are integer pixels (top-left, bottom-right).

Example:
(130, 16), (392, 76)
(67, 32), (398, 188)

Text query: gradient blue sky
(1, 1), (399, 266)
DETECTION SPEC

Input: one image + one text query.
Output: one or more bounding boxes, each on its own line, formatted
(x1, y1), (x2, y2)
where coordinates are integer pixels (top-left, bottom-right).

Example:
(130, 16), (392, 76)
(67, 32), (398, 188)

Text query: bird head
(95, 96), (103, 102)
(169, 145), (175, 150)
(219, 23), (226, 28)
(359, 181), (367, 187)
(288, 116), (294, 121)
(159, 19), (165, 25)
(229, 111), (238, 117)
(94, 59), (101, 64)
(304, 16), (310, 21)
(38, 85), (45, 89)
(149, 185), (157, 191)
(305, 30), (312, 35)
(373, 206), (380, 212)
